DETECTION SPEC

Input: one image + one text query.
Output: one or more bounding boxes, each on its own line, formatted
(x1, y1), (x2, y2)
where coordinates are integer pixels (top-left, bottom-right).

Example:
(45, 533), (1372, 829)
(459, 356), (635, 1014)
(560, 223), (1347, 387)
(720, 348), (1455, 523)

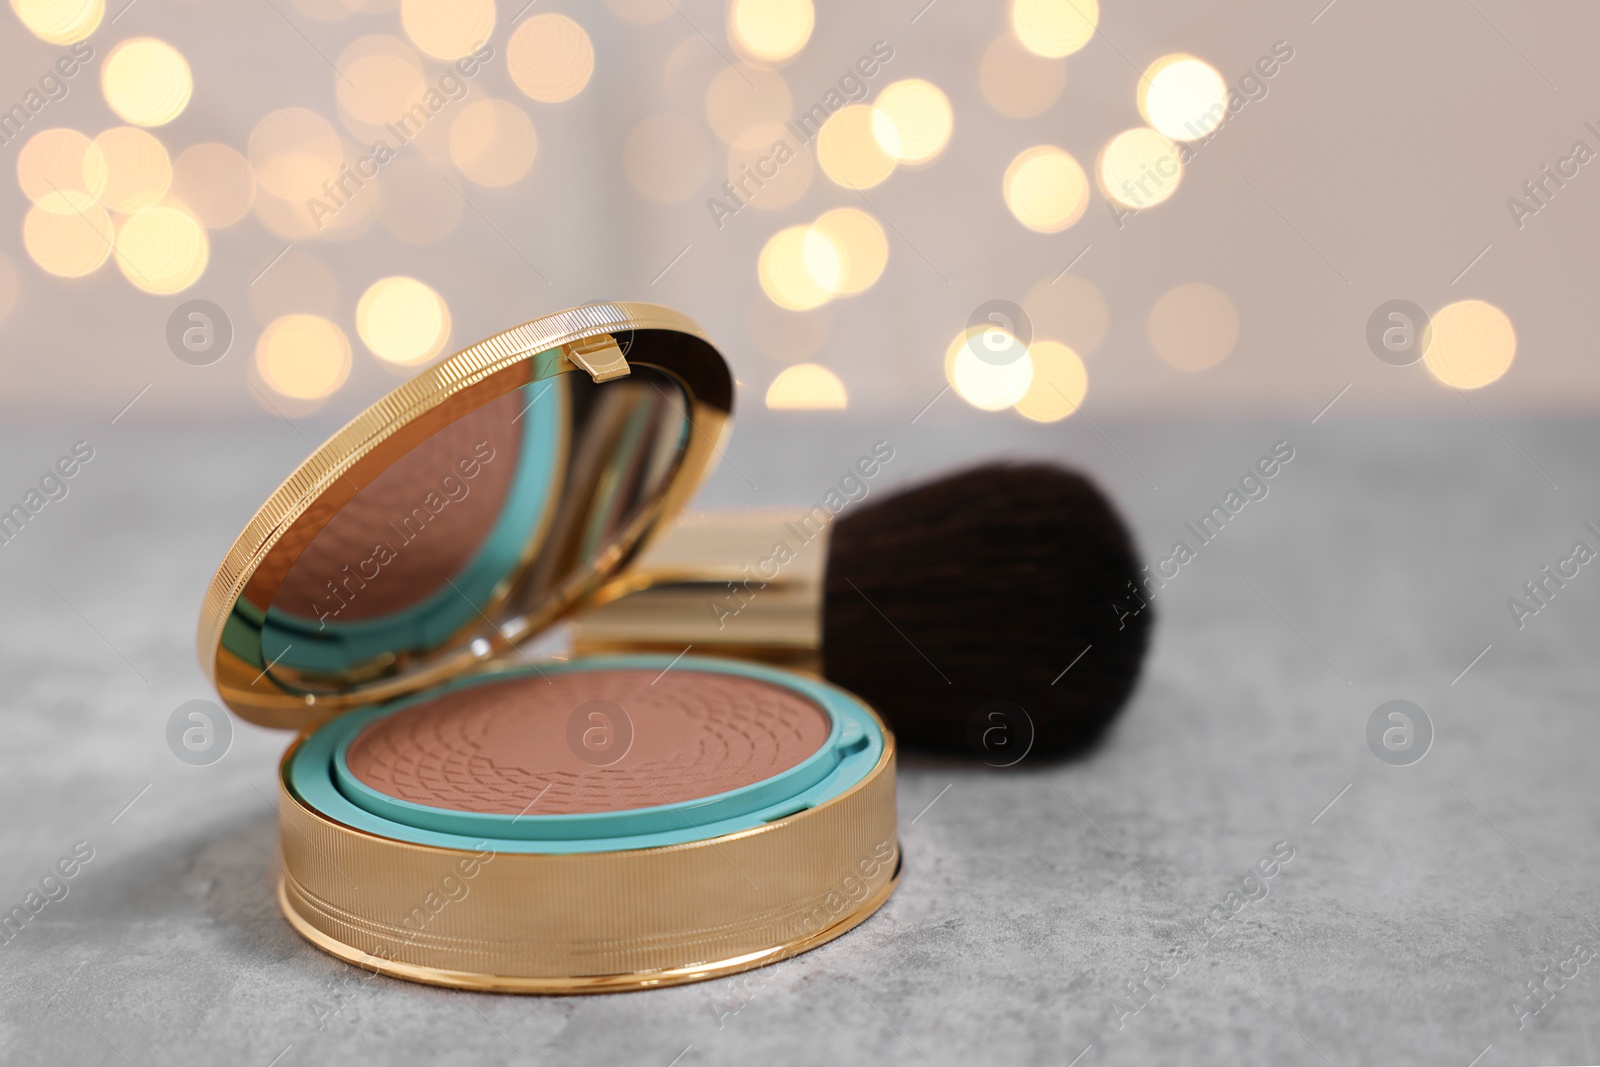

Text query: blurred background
(1, 0), (1595, 426)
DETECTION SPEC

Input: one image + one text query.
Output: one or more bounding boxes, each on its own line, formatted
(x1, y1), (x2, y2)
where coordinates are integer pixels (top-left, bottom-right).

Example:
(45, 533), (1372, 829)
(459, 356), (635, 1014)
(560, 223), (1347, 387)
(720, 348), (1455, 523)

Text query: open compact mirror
(203, 303), (733, 730)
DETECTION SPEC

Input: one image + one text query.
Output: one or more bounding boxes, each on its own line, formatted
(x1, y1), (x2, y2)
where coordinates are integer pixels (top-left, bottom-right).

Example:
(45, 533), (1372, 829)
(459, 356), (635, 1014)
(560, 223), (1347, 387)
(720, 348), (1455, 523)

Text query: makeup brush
(571, 462), (1152, 758)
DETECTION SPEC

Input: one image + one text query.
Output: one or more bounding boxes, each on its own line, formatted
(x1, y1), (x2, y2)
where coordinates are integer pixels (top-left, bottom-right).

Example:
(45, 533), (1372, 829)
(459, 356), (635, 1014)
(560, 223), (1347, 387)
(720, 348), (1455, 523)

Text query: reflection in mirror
(262, 363), (690, 690)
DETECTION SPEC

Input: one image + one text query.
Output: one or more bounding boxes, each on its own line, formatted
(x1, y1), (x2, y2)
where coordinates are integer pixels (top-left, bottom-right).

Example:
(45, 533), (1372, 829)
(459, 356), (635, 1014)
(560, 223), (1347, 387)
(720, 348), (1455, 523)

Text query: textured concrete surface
(1, 412), (1597, 1066)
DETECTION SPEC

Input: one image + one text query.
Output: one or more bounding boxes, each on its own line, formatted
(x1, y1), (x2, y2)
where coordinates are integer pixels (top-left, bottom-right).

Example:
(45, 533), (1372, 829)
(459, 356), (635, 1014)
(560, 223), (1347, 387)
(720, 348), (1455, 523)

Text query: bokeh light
(170, 143), (256, 228)
(449, 99), (537, 187)
(1003, 146), (1089, 232)
(1013, 340), (1087, 422)
(872, 79), (952, 165)
(1099, 127), (1183, 209)
(809, 208), (887, 295)
(93, 126), (171, 213)
(1012, 0), (1098, 58)
(17, 128), (105, 203)
(256, 314), (352, 400)
(12, 0), (102, 44)
(759, 225), (832, 311)
(337, 35), (428, 129)
(1149, 283), (1238, 371)
(705, 66), (791, 144)
(401, 0), (495, 60)
(946, 327), (1034, 411)
(357, 276), (451, 366)
(101, 38), (192, 127)
(624, 113), (710, 203)
(508, 14), (595, 102)
(249, 108), (343, 201)
(979, 33), (1065, 118)
(1423, 299), (1516, 389)
(1139, 54), (1228, 141)
(766, 363), (848, 409)
(24, 191), (112, 277)
(727, 123), (812, 210)
(1025, 274), (1108, 356)
(816, 104), (896, 189)
(729, 0), (813, 65)
(114, 204), (208, 294)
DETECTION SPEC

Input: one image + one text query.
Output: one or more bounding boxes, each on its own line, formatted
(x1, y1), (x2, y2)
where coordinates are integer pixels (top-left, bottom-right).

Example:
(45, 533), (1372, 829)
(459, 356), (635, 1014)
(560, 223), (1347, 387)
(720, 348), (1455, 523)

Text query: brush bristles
(822, 463), (1151, 758)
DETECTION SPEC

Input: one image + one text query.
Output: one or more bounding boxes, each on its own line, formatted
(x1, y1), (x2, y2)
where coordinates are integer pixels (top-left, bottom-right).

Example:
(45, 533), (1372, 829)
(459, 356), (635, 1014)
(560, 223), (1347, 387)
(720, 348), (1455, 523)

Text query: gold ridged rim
(197, 302), (732, 730)
(275, 728), (899, 993)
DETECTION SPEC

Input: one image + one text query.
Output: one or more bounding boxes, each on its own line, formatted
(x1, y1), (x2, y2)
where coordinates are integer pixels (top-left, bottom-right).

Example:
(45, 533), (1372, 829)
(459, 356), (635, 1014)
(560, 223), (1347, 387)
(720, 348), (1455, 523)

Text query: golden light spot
(508, 14), (594, 102)
(816, 104), (895, 189)
(24, 190), (112, 277)
(357, 276), (451, 366)
(872, 79), (952, 165)
(1014, 340), (1087, 422)
(766, 363), (847, 409)
(705, 66), (791, 145)
(801, 226), (843, 293)
(17, 128), (105, 203)
(170, 143), (255, 228)
(946, 327), (1034, 411)
(256, 314), (352, 400)
(337, 35), (427, 128)
(249, 108), (343, 202)
(809, 207), (887, 295)
(1099, 127), (1183, 209)
(979, 33), (1065, 118)
(604, 0), (674, 22)
(1423, 299), (1516, 389)
(401, 0), (494, 60)
(248, 248), (337, 324)
(1003, 145), (1088, 233)
(1139, 54), (1227, 142)
(729, 0), (813, 65)
(114, 203), (207, 293)
(101, 38), (192, 127)
(759, 225), (832, 311)
(0, 254), (19, 322)
(1012, 0), (1098, 58)
(11, 0), (101, 44)
(93, 126), (171, 213)
(727, 123), (811, 210)
(1149, 283), (1237, 371)
(375, 151), (462, 244)
(1024, 274), (1108, 356)
(623, 113), (710, 203)
(449, 99), (537, 187)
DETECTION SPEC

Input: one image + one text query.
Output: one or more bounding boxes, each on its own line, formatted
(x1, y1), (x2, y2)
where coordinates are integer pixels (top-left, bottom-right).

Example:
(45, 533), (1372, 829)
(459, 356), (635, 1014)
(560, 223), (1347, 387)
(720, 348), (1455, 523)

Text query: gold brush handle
(572, 509), (830, 667)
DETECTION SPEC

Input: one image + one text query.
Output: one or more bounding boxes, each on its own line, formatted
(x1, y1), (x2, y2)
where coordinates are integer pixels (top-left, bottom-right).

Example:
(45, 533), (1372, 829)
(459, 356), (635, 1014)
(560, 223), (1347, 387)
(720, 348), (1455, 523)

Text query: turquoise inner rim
(286, 654), (885, 855)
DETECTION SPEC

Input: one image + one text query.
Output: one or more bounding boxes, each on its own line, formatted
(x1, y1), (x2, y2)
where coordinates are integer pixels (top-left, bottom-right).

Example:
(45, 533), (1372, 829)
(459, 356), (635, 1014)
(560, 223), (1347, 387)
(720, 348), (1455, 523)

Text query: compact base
(279, 856), (900, 994)
(274, 719), (899, 994)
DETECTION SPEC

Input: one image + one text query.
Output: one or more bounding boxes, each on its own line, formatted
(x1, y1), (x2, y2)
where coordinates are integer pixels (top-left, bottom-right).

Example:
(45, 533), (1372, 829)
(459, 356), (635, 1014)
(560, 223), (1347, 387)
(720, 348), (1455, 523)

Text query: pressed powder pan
(197, 302), (900, 992)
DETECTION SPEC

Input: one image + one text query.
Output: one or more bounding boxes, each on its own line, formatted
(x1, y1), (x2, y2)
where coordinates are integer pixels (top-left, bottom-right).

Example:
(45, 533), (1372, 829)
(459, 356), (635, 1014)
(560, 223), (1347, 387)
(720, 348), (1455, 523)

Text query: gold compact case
(198, 302), (899, 993)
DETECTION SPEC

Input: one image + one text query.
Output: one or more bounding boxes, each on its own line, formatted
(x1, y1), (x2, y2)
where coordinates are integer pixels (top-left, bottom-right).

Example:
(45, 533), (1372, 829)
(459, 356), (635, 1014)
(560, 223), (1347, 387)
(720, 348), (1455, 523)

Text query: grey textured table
(2, 413), (1596, 1066)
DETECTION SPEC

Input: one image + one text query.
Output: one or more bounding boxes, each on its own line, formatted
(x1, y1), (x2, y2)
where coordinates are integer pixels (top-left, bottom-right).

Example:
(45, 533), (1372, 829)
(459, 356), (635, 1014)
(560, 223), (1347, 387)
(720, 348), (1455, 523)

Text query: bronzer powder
(343, 668), (832, 815)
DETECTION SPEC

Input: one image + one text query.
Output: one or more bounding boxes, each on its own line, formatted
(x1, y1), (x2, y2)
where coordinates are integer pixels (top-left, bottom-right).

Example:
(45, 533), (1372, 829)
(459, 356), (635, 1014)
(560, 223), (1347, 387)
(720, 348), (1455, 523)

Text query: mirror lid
(198, 301), (733, 731)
